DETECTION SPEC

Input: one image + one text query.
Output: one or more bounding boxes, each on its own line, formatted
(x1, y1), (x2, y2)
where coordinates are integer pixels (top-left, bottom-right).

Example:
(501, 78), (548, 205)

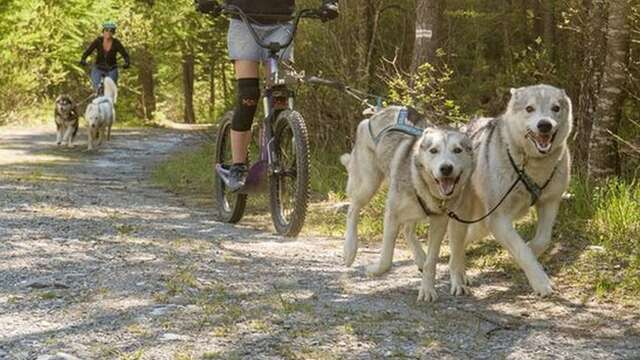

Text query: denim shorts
(227, 19), (294, 62)
(91, 66), (118, 90)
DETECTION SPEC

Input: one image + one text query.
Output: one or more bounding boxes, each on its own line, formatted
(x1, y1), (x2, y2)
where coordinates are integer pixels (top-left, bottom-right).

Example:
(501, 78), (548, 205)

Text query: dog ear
(462, 136), (473, 153)
(419, 130), (434, 150)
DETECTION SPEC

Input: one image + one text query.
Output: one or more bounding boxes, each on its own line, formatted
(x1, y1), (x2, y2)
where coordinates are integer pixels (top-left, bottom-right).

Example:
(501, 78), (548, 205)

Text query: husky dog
(447, 84), (572, 297)
(85, 76), (117, 150)
(341, 106), (475, 302)
(54, 95), (79, 147)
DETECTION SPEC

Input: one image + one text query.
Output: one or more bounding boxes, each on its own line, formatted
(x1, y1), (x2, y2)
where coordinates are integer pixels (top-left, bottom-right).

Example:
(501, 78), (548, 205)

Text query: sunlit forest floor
(1, 123), (639, 359)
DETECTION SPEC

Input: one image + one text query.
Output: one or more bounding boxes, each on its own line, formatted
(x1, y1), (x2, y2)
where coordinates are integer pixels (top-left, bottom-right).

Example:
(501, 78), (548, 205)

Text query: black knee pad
(231, 78), (260, 132)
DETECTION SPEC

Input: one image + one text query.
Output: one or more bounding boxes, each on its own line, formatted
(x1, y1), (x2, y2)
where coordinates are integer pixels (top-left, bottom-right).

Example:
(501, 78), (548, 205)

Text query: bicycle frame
(219, 5), (318, 193)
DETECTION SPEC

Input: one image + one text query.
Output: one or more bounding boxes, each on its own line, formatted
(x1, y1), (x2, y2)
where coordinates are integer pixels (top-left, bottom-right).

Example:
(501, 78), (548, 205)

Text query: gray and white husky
(54, 95), (79, 147)
(341, 106), (475, 302)
(447, 84), (572, 297)
(85, 76), (117, 150)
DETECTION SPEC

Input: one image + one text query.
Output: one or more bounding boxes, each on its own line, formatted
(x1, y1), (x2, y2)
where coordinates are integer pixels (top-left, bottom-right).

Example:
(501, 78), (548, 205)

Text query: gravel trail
(0, 126), (638, 359)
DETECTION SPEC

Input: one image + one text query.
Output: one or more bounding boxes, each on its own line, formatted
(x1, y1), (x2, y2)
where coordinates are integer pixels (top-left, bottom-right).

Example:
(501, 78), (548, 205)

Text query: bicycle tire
(214, 111), (247, 223)
(269, 110), (310, 237)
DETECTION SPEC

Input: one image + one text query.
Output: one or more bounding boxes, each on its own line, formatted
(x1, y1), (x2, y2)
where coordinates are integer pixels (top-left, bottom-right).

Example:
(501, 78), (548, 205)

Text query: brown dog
(54, 95), (79, 147)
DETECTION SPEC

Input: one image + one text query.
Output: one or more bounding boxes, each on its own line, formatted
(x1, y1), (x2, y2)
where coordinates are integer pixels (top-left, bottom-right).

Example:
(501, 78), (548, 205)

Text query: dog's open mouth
(526, 129), (556, 154)
(435, 174), (461, 197)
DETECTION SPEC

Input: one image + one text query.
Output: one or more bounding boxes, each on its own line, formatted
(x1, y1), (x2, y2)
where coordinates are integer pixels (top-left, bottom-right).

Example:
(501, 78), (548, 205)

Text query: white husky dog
(341, 106), (475, 302)
(446, 84), (572, 297)
(85, 76), (117, 150)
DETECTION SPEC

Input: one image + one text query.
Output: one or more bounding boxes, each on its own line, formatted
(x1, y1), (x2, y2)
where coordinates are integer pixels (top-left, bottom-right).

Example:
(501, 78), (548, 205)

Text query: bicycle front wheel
(269, 110), (310, 237)
(214, 111), (247, 223)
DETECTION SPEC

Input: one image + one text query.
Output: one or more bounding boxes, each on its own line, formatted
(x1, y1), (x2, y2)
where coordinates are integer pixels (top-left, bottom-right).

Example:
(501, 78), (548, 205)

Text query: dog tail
(103, 77), (118, 104)
(340, 153), (351, 168)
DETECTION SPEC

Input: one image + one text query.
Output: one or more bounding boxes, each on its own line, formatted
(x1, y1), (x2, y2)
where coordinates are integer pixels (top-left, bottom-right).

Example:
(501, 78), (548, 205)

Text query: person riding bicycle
(196, 0), (339, 192)
(80, 21), (131, 92)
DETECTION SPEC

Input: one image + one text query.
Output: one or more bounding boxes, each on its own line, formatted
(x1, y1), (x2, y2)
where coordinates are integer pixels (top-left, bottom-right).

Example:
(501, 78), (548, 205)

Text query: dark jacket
(80, 37), (130, 70)
(227, 0), (337, 24)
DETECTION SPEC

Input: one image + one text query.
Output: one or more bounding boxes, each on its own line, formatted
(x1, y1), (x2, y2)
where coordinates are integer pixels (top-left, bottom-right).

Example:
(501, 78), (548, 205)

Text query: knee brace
(231, 78), (260, 132)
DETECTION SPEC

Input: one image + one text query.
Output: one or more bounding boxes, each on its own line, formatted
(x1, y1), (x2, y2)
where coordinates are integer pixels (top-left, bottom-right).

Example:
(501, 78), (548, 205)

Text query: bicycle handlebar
(220, 4), (322, 53)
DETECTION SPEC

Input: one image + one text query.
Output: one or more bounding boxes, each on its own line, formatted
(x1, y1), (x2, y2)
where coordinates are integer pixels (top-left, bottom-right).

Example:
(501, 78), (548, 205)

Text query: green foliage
(385, 61), (465, 124)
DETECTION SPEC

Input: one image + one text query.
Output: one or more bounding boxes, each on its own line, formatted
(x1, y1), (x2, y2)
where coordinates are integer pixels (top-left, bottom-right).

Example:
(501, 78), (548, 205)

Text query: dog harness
(446, 121), (562, 225)
(507, 149), (559, 206)
(368, 107), (425, 145)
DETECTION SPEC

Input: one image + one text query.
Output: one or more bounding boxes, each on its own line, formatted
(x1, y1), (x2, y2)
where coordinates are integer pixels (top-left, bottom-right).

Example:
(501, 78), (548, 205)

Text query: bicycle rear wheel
(214, 111), (247, 223)
(269, 110), (310, 237)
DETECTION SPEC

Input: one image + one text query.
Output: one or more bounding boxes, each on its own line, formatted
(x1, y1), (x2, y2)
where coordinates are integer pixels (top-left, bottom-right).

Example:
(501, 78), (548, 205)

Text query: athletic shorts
(227, 19), (294, 62)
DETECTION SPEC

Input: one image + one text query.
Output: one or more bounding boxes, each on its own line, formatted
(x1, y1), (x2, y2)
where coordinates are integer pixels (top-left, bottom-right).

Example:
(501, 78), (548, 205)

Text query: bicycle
(212, 5), (326, 237)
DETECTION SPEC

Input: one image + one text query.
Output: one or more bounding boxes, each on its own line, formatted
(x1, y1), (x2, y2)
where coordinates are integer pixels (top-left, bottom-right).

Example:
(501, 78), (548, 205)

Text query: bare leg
(489, 216), (553, 296)
(231, 60), (259, 164)
(418, 215), (448, 302)
(529, 200), (561, 257)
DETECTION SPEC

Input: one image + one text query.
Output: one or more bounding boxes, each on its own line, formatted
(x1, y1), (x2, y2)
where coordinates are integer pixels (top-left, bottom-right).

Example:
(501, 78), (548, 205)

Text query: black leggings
(231, 78), (260, 132)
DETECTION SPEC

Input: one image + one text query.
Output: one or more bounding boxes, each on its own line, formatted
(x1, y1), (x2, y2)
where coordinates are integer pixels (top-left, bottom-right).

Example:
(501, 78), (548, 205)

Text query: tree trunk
(221, 60), (230, 108)
(182, 52), (196, 124)
(411, 0), (443, 71)
(354, 0), (375, 88)
(209, 56), (216, 120)
(574, 0), (607, 174)
(588, 0), (631, 179)
(137, 47), (156, 121)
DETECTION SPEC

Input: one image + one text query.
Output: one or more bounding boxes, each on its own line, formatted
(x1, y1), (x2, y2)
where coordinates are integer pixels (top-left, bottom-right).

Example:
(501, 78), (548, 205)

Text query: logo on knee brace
(242, 98), (258, 106)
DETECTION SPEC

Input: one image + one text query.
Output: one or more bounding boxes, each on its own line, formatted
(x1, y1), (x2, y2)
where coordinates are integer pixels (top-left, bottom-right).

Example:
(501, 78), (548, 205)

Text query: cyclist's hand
(319, 2), (339, 22)
(79, 60), (88, 67)
(195, 0), (222, 16)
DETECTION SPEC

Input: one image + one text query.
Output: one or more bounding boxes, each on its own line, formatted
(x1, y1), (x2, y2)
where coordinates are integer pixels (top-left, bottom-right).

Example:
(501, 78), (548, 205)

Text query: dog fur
(54, 95), (79, 147)
(85, 76), (117, 150)
(447, 84), (572, 297)
(341, 106), (475, 302)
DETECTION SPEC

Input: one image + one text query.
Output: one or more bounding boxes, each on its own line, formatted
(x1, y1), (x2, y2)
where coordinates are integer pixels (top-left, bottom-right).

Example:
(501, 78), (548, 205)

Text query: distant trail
(0, 126), (638, 359)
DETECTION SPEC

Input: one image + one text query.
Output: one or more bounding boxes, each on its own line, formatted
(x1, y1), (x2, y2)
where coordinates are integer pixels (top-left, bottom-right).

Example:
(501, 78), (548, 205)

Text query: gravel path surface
(0, 126), (638, 360)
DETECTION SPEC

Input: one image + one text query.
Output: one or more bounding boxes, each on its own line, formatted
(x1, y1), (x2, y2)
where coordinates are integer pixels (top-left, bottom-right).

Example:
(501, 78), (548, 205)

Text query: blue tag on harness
(369, 107), (425, 144)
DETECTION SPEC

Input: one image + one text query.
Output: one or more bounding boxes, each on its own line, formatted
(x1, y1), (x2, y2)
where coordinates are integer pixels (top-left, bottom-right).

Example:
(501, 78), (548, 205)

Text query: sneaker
(224, 163), (248, 192)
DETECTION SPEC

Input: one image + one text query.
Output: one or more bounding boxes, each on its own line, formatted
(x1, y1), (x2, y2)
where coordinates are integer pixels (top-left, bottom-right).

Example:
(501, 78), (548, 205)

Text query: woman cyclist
(196, 0), (339, 192)
(80, 21), (131, 91)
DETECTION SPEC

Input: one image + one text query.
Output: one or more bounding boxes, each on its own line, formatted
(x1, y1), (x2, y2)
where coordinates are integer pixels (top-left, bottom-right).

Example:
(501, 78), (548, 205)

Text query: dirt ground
(0, 126), (638, 360)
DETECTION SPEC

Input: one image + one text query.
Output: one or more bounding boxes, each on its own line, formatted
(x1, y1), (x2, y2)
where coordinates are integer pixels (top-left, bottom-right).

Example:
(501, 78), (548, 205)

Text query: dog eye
(526, 106), (535, 113)
(453, 147), (463, 154)
(429, 148), (439, 154)
(551, 105), (561, 112)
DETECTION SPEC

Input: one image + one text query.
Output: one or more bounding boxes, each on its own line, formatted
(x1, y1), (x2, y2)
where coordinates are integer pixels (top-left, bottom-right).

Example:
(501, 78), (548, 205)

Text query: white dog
(446, 84), (572, 297)
(85, 76), (117, 150)
(341, 106), (475, 302)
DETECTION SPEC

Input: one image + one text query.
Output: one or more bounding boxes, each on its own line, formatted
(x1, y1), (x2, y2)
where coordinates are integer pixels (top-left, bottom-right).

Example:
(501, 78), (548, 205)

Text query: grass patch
(152, 143), (215, 195)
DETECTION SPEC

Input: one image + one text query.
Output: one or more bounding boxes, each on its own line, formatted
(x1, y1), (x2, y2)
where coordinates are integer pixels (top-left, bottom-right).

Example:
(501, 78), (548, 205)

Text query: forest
(0, 0), (639, 295)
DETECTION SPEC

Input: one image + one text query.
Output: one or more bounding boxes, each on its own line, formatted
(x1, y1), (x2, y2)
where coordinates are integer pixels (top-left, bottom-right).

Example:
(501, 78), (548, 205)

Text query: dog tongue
(439, 178), (455, 196)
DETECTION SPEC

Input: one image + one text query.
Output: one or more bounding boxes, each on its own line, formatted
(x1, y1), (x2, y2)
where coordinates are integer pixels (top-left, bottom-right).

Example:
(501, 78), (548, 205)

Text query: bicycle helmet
(102, 21), (117, 33)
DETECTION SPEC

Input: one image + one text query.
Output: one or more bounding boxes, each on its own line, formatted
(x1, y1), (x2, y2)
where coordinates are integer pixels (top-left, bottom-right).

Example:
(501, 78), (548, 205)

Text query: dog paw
(450, 283), (469, 296)
(532, 281), (554, 297)
(343, 244), (357, 267)
(417, 285), (439, 302)
(450, 274), (470, 296)
(365, 263), (390, 277)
